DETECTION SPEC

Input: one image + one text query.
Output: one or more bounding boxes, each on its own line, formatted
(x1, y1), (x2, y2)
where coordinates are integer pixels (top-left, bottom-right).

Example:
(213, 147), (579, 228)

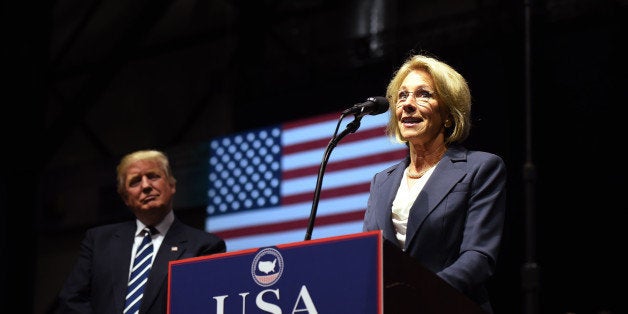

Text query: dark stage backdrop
(1, 1), (626, 314)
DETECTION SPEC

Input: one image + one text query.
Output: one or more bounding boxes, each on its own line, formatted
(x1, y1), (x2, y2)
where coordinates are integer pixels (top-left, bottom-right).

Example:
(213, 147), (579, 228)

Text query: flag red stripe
(214, 209), (366, 239)
(282, 112), (341, 130)
(282, 182), (371, 205)
(283, 149), (406, 179)
(282, 126), (388, 154)
(315, 209), (365, 226)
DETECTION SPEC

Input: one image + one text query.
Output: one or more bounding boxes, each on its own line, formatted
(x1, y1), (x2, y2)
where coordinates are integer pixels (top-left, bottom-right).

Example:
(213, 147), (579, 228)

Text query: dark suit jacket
(57, 217), (226, 314)
(363, 145), (506, 313)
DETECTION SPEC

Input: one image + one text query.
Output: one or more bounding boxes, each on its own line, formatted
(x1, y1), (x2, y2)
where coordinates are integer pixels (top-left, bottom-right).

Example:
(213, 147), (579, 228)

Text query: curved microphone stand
(303, 114), (363, 241)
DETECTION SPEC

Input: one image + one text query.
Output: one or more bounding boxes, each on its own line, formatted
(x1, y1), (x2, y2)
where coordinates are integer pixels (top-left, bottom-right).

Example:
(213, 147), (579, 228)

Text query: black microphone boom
(304, 96), (388, 241)
(342, 96), (389, 116)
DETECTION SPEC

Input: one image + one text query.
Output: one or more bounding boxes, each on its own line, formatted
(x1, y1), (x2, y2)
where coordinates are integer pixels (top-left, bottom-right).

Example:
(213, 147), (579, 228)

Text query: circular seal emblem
(251, 247), (284, 287)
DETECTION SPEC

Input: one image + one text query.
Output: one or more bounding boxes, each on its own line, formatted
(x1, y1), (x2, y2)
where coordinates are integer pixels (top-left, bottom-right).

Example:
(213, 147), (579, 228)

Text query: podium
(167, 230), (486, 313)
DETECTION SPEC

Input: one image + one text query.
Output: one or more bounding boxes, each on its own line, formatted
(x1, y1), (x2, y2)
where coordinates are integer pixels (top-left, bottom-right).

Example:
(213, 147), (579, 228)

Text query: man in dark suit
(57, 149), (226, 314)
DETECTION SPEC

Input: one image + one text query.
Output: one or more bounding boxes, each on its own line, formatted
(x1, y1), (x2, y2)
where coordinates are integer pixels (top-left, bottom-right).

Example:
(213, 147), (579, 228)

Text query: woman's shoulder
(451, 145), (504, 163)
(448, 145), (506, 175)
(468, 150), (504, 162)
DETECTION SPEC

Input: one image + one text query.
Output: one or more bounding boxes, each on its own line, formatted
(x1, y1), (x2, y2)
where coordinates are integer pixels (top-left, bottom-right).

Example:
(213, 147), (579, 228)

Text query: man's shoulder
(169, 218), (227, 252)
(171, 218), (222, 239)
(86, 220), (134, 234)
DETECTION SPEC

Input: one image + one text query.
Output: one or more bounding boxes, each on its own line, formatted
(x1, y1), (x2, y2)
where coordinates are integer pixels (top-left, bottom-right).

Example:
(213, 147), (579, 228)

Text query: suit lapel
(141, 219), (187, 312)
(405, 147), (467, 249)
(111, 222), (137, 313)
(376, 161), (407, 242)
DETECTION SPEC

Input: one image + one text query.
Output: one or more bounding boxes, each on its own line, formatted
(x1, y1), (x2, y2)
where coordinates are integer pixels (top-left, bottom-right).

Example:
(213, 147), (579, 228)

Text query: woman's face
(395, 69), (448, 144)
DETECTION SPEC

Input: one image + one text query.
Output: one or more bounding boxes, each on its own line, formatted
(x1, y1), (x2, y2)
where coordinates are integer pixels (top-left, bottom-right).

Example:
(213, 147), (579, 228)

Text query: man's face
(122, 160), (176, 219)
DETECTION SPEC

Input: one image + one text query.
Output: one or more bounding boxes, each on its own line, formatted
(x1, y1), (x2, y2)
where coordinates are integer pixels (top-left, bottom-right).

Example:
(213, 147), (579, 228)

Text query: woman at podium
(362, 53), (506, 314)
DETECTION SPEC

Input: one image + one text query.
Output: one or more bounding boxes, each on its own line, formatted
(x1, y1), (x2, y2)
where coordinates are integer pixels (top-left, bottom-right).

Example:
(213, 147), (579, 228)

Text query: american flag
(205, 110), (407, 252)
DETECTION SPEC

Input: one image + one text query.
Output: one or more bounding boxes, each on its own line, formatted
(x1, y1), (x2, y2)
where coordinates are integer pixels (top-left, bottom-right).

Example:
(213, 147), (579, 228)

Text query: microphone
(342, 96), (389, 116)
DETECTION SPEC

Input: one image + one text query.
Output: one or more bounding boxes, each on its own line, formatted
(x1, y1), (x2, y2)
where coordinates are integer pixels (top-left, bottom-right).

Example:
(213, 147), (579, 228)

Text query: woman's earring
(444, 120), (451, 128)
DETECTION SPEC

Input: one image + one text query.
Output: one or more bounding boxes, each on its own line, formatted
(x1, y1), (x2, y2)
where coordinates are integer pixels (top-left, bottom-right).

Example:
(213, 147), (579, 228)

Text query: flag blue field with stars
(205, 110), (407, 252)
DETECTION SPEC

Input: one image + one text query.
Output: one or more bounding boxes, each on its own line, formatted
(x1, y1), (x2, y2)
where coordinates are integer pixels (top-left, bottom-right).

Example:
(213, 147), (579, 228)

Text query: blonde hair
(385, 54), (472, 144)
(116, 150), (176, 196)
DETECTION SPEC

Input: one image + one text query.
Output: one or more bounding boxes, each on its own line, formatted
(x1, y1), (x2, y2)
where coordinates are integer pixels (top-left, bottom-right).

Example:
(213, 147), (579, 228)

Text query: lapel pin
(171, 246), (178, 252)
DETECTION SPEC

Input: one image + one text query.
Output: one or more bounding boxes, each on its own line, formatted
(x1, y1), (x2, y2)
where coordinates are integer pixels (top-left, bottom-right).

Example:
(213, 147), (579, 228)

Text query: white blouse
(391, 165), (437, 249)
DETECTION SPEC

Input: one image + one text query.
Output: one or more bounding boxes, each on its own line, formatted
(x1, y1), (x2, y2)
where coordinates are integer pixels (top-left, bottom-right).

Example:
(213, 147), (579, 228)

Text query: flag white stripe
(282, 136), (402, 171)
(282, 161), (396, 195)
(207, 193), (370, 232)
(329, 137), (401, 162)
(282, 114), (389, 146)
(282, 120), (340, 146)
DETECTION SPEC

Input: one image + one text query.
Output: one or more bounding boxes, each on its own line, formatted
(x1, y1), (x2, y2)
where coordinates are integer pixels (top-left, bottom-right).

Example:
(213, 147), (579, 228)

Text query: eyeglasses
(396, 90), (435, 104)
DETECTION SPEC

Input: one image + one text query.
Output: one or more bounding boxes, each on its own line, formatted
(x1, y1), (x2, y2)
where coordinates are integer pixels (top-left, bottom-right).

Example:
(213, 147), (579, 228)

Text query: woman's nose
(402, 102), (417, 112)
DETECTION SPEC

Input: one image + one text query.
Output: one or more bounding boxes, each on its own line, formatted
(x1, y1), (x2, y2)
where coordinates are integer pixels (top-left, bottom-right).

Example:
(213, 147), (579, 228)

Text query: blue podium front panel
(168, 230), (383, 314)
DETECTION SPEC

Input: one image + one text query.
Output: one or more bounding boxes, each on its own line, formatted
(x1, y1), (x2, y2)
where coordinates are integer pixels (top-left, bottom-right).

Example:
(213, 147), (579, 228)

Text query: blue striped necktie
(124, 227), (156, 314)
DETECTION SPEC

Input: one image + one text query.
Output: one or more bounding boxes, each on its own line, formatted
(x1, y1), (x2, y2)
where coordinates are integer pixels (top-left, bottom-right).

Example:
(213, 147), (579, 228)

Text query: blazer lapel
(140, 219), (187, 312)
(112, 222), (137, 313)
(376, 161), (407, 242)
(405, 147), (467, 249)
